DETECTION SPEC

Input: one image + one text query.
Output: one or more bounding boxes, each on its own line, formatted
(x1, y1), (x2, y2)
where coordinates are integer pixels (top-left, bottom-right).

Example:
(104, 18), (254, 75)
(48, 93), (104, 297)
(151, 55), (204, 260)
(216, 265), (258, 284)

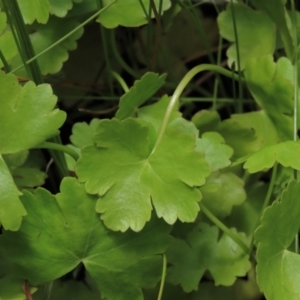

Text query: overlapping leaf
(200, 171), (246, 219)
(218, 3), (275, 69)
(97, 0), (172, 28)
(116, 73), (166, 120)
(167, 222), (251, 292)
(0, 177), (173, 300)
(0, 156), (26, 231)
(10, 17), (83, 76)
(196, 132), (233, 171)
(255, 180), (300, 300)
(242, 141), (300, 173)
(75, 118), (210, 232)
(245, 55), (294, 141)
(0, 72), (66, 154)
(17, 0), (82, 23)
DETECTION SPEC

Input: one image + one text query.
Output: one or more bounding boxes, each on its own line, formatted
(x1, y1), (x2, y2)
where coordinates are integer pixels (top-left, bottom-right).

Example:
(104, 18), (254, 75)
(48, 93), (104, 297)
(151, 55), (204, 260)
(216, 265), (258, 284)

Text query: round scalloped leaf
(17, 0), (50, 24)
(0, 156), (26, 231)
(0, 177), (173, 300)
(97, 0), (171, 28)
(11, 17), (83, 76)
(255, 180), (300, 300)
(49, 0), (82, 18)
(75, 118), (210, 232)
(217, 3), (275, 70)
(196, 132), (233, 171)
(116, 73), (167, 120)
(70, 118), (100, 148)
(0, 72), (66, 154)
(243, 141), (300, 173)
(167, 222), (251, 292)
(200, 171), (246, 219)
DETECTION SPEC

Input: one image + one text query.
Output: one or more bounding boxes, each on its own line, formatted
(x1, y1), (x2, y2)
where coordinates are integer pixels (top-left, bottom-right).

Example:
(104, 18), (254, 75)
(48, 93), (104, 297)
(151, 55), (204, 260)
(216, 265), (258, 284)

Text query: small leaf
(167, 223), (250, 292)
(196, 132), (233, 171)
(243, 141), (300, 173)
(255, 180), (300, 300)
(0, 156), (26, 231)
(70, 118), (100, 148)
(0, 72), (66, 154)
(49, 0), (80, 18)
(75, 118), (210, 232)
(218, 3), (275, 69)
(200, 171), (246, 219)
(0, 177), (172, 300)
(116, 72), (166, 120)
(97, 0), (172, 28)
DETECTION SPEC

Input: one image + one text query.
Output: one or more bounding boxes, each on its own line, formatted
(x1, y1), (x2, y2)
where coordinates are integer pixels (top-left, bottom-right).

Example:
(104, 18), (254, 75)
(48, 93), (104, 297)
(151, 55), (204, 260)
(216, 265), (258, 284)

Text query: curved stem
(200, 202), (250, 255)
(249, 163), (278, 253)
(32, 142), (80, 161)
(152, 64), (243, 154)
(8, 1), (116, 75)
(111, 70), (129, 92)
(157, 254), (167, 300)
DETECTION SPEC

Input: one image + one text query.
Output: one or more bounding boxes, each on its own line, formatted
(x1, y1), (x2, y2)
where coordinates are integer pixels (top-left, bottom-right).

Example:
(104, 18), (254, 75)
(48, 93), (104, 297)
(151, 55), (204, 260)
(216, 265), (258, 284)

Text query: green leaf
(97, 0), (172, 28)
(138, 95), (181, 134)
(200, 171), (246, 219)
(243, 141), (300, 173)
(245, 55), (293, 141)
(191, 110), (220, 134)
(0, 72), (66, 154)
(225, 183), (267, 236)
(75, 118), (210, 232)
(167, 222), (251, 292)
(49, 0), (81, 18)
(196, 132), (233, 172)
(17, 0), (50, 24)
(70, 118), (100, 148)
(0, 155), (26, 231)
(116, 72), (167, 120)
(255, 180), (300, 300)
(250, 0), (293, 60)
(11, 17), (84, 76)
(0, 10), (6, 32)
(0, 177), (173, 300)
(217, 3), (275, 69)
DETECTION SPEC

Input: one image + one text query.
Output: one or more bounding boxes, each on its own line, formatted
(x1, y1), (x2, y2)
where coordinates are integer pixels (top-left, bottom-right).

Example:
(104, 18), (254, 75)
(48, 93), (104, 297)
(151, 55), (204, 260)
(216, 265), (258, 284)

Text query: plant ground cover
(1, 0), (300, 299)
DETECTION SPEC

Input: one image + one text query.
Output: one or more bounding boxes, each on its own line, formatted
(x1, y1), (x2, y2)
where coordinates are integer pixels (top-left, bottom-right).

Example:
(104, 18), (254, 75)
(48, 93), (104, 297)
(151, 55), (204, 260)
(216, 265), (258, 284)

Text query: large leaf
(218, 3), (275, 69)
(255, 180), (300, 300)
(167, 222), (251, 292)
(97, 0), (172, 28)
(0, 72), (66, 154)
(245, 55), (293, 141)
(0, 177), (173, 300)
(0, 156), (26, 231)
(75, 118), (210, 232)
(116, 72), (166, 120)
